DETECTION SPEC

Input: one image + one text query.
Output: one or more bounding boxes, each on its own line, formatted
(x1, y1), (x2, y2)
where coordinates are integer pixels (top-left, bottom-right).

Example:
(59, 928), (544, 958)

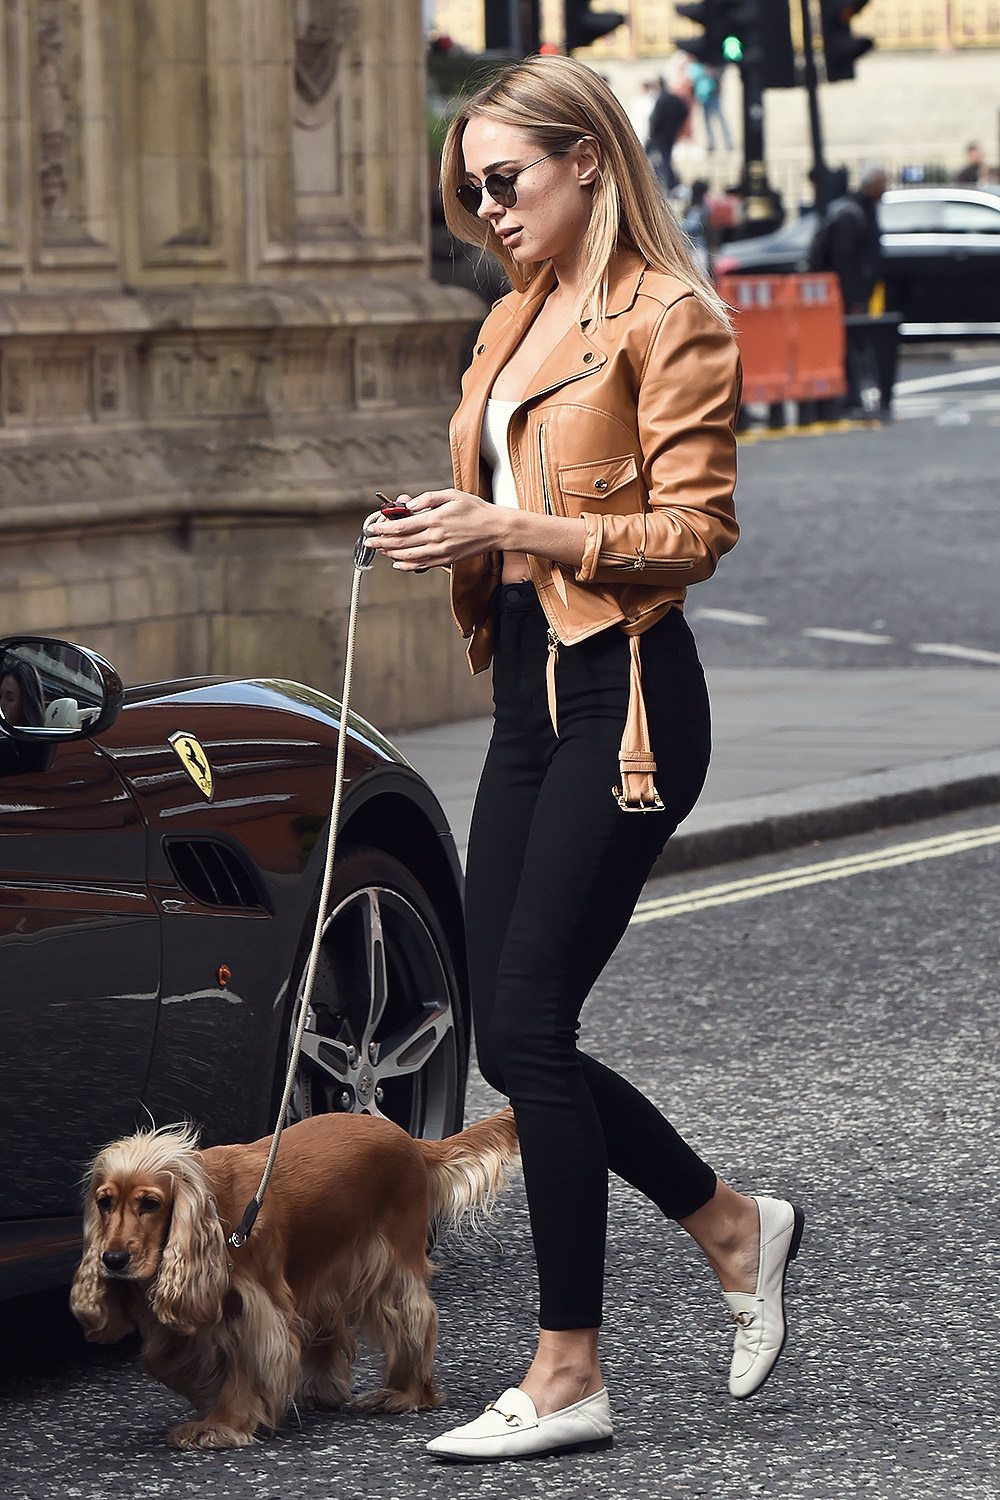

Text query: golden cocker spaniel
(70, 1109), (518, 1449)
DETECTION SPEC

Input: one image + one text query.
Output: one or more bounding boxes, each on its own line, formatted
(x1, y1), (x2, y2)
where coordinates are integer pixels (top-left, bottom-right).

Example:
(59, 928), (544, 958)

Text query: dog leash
(227, 520), (385, 1251)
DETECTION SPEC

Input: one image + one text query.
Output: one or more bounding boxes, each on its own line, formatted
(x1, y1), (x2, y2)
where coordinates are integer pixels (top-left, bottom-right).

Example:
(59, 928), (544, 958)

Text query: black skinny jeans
(465, 582), (718, 1331)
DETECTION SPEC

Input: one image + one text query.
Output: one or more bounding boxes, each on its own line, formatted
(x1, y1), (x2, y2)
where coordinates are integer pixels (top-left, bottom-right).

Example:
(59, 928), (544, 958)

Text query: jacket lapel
(451, 251), (649, 492)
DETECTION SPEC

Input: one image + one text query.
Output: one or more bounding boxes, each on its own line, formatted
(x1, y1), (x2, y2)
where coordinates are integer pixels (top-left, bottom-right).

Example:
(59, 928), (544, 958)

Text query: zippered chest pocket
(556, 454), (643, 516)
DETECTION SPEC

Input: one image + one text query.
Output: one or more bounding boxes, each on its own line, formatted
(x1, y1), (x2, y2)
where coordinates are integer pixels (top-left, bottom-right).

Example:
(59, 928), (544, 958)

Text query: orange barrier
(716, 271), (846, 408)
(716, 275), (789, 404)
(783, 273), (846, 402)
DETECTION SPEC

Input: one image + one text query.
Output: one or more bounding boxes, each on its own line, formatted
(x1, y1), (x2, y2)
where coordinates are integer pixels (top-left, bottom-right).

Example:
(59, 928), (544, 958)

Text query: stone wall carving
(0, 0), (487, 730)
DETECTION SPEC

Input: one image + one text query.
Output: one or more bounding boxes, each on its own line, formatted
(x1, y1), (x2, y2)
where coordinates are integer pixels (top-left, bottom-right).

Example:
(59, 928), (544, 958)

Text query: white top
(480, 398), (521, 510)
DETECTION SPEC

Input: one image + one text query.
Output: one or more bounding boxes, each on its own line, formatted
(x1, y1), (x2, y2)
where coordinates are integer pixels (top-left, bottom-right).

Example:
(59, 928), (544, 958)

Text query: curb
(652, 750), (1000, 876)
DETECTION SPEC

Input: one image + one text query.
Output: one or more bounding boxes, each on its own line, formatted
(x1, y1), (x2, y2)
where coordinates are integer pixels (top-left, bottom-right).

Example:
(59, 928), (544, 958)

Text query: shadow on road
(0, 1287), (138, 1392)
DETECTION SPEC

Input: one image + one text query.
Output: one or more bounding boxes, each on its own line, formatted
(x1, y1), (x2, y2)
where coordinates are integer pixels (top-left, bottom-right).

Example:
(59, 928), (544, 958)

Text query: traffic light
(820, 0), (874, 82)
(564, 0), (625, 53)
(757, 0), (796, 89)
(675, 0), (724, 68)
(675, 0), (762, 72)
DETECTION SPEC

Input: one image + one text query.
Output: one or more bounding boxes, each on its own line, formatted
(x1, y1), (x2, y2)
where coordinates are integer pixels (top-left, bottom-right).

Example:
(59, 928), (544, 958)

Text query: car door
(937, 197), (1000, 322)
(879, 196), (953, 325)
(0, 737), (161, 1216)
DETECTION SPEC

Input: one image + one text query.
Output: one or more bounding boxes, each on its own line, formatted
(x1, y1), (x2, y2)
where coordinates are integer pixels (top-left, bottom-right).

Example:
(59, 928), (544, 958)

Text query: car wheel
(283, 845), (466, 1139)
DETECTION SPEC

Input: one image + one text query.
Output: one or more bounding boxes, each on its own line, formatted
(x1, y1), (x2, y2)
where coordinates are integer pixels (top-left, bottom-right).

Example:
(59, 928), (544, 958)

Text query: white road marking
(913, 642), (1000, 665)
(631, 823), (1000, 924)
(894, 364), (1000, 396)
(803, 627), (894, 645)
(693, 608), (769, 626)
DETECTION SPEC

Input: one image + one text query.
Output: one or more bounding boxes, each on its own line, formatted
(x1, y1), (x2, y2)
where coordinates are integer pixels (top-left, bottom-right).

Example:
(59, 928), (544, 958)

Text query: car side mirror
(0, 636), (123, 742)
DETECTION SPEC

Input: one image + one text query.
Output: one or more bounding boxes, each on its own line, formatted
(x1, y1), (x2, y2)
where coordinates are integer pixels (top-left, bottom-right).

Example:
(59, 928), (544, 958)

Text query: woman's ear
(151, 1161), (229, 1335)
(575, 136), (602, 188)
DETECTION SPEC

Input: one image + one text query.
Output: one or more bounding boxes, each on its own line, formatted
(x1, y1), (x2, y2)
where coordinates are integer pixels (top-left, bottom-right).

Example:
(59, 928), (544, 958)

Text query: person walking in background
(688, 60), (732, 152)
(645, 75), (689, 192)
(627, 79), (657, 153)
(955, 142), (982, 183)
(681, 177), (712, 272)
(808, 166), (889, 415)
(368, 53), (805, 1463)
(809, 165), (886, 315)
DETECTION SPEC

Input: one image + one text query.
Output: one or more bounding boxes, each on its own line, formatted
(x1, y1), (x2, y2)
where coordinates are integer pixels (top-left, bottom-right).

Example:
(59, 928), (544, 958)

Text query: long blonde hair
(441, 54), (730, 329)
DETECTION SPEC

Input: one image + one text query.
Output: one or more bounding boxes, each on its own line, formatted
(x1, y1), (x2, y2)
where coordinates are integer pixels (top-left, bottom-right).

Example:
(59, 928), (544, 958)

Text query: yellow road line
(631, 822), (1000, 924)
(738, 419), (876, 444)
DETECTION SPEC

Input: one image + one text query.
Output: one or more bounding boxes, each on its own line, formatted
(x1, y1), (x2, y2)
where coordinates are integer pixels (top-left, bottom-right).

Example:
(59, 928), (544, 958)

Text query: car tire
(280, 844), (467, 1140)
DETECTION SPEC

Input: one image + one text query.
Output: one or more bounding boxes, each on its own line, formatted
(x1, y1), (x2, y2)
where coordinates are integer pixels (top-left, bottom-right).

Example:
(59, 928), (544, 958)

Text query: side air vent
(164, 838), (268, 911)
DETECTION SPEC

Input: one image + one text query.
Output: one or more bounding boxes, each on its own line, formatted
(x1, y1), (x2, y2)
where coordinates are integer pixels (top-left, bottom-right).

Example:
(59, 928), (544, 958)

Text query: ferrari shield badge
(168, 731), (214, 800)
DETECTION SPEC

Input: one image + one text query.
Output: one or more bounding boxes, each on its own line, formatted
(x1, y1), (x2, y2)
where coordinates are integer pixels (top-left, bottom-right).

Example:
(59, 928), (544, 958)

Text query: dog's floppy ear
(69, 1159), (137, 1344)
(151, 1156), (229, 1335)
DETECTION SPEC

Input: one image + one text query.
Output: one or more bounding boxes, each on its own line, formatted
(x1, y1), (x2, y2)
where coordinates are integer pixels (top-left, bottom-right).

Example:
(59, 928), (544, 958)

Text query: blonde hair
(441, 54), (730, 329)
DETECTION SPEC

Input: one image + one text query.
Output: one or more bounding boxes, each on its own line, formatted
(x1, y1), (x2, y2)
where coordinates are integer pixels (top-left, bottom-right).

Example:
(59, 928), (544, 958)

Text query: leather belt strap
(615, 634), (664, 812)
(546, 628), (559, 738)
(544, 626), (665, 814)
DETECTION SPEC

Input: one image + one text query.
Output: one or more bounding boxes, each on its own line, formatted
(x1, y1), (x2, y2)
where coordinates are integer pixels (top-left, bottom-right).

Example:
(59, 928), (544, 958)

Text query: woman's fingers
(367, 490), (498, 567)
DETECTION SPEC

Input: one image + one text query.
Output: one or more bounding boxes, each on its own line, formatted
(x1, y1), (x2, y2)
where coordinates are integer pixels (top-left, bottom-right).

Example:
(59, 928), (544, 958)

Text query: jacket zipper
(538, 423), (557, 516)
(596, 552), (696, 571)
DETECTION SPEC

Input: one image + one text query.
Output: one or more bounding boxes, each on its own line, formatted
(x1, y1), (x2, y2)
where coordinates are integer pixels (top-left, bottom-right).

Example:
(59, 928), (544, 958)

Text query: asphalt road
(691, 350), (1000, 672)
(2, 804), (997, 1500)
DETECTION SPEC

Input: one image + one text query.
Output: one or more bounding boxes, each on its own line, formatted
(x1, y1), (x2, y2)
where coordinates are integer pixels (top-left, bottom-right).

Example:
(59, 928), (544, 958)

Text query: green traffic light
(722, 33), (743, 60)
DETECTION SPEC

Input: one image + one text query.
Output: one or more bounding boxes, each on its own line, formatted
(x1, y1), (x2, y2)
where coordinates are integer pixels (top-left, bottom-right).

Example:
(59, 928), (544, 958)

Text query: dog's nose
(102, 1249), (131, 1272)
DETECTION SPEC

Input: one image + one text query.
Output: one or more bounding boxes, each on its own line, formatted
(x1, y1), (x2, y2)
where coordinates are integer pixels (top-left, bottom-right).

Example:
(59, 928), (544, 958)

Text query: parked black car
(712, 186), (1000, 337)
(0, 636), (468, 1298)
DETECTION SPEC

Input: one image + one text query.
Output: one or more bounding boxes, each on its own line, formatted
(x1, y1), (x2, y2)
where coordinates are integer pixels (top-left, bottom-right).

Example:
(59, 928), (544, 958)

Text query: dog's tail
(417, 1108), (519, 1240)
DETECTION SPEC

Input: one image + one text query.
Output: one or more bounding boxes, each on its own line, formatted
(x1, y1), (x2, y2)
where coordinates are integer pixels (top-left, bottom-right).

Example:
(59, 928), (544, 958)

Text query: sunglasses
(455, 148), (570, 215)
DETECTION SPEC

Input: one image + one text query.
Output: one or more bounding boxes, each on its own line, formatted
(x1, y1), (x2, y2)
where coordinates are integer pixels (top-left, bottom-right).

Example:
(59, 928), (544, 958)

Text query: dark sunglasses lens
(485, 174), (516, 208)
(456, 184), (483, 213)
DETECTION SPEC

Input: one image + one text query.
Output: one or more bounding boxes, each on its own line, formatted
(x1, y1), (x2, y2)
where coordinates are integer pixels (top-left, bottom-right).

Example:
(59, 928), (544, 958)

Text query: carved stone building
(0, 0), (490, 728)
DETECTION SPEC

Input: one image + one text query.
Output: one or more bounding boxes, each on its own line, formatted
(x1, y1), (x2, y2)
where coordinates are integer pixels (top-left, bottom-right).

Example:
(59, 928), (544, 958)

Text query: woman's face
(1, 674), (23, 726)
(460, 116), (598, 270)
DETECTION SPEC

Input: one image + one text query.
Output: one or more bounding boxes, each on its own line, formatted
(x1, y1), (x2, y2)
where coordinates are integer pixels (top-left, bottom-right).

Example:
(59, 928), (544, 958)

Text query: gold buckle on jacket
(613, 785), (665, 813)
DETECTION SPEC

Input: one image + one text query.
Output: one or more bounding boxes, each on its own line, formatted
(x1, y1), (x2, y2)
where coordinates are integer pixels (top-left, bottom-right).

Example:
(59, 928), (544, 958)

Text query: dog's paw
(166, 1419), (257, 1449)
(352, 1384), (443, 1414)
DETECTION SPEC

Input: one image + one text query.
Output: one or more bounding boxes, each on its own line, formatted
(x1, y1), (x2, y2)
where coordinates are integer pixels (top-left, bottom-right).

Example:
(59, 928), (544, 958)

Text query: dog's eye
(137, 1196), (163, 1214)
(96, 1196), (113, 1214)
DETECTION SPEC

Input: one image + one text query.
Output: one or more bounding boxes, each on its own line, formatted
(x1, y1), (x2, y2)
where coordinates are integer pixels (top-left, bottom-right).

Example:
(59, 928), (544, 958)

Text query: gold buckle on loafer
(484, 1402), (520, 1426)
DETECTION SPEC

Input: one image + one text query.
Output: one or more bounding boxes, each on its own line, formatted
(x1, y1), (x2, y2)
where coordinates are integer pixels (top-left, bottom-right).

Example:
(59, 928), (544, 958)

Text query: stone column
(0, 0), (489, 729)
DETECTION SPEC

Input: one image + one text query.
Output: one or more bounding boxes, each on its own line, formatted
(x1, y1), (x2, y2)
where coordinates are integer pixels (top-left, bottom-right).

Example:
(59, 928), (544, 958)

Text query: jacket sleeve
(575, 293), (741, 586)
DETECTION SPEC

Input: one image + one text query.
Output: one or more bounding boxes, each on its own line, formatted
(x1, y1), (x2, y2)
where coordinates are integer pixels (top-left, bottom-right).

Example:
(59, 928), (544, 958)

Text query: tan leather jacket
(449, 250), (741, 809)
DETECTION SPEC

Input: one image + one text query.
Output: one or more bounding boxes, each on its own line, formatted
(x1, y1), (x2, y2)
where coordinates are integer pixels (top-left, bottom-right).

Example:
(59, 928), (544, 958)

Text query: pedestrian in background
(808, 165), (886, 315)
(681, 177), (712, 272)
(369, 53), (805, 1464)
(955, 142), (982, 183)
(687, 60), (732, 152)
(808, 165), (889, 415)
(627, 78), (657, 150)
(646, 75), (689, 192)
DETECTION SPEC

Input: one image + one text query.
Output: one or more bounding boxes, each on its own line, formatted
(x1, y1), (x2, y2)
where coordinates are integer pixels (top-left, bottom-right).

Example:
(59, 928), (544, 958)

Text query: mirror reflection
(0, 641), (106, 736)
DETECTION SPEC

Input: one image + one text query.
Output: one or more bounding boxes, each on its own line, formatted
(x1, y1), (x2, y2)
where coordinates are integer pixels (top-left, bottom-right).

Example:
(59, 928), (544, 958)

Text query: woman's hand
(365, 489), (506, 572)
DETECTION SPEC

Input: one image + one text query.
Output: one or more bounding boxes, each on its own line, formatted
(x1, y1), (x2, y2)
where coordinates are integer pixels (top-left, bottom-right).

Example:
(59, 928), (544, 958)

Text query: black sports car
(0, 635), (468, 1298)
(712, 186), (1000, 337)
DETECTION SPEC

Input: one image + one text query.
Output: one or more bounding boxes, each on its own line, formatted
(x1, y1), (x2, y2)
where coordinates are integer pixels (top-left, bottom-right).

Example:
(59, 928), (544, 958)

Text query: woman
(1, 658), (45, 728)
(366, 55), (803, 1461)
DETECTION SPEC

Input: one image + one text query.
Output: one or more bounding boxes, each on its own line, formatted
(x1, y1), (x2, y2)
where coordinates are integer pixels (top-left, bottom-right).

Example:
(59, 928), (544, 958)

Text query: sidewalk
(392, 666), (1000, 874)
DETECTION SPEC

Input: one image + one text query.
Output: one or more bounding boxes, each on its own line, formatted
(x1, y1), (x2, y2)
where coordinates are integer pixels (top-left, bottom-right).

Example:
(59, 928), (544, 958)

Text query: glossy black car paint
(712, 187), (1000, 335)
(0, 676), (468, 1298)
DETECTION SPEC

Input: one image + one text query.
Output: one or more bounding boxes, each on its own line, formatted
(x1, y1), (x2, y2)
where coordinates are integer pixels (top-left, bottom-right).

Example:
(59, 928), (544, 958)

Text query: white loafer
(426, 1386), (613, 1462)
(723, 1195), (805, 1399)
